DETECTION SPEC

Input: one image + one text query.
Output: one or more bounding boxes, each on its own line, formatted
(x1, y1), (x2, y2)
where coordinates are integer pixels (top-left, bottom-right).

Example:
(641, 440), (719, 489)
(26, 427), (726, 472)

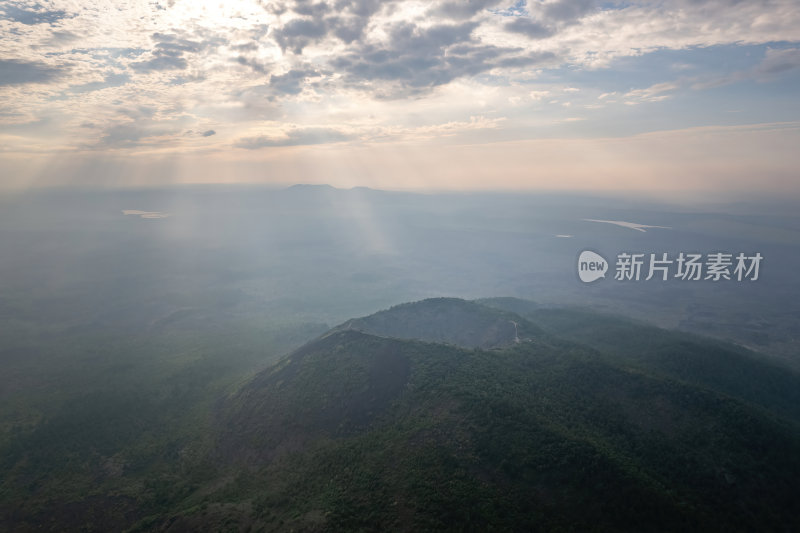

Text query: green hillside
(481, 298), (800, 425)
(162, 299), (800, 532)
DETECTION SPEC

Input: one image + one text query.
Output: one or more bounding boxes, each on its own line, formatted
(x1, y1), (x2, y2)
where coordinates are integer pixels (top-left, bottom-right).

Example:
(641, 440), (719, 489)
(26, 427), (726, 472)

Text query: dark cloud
(329, 15), (369, 44)
(258, 2), (560, 96)
(269, 68), (319, 95)
(495, 50), (555, 68)
(291, 0), (332, 17)
(130, 32), (224, 73)
(333, 0), (384, 17)
(504, 0), (597, 39)
(233, 42), (260, 52)
(433, 0), (503, 20)
(756, 48), (800, 76)
(542, 0), (597, 23)
(236, 55), (270, 74)
(130, 51), (187, 73)
(326, 21), (551, 96)
(504, 17), (554, 39)
(202, 129), (216, 137)
(236, 127), (354, 148)
(272, 18), (328, 53)
(329, 21), (475, 86)
(0, 58), (62, 85)
(0, 4), (70, 25)
(268, 0), (387, 53)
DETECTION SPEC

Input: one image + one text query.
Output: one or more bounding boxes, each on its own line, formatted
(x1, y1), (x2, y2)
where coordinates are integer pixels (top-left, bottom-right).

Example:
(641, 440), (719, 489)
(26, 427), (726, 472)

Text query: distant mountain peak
(284, 183), (338, 191)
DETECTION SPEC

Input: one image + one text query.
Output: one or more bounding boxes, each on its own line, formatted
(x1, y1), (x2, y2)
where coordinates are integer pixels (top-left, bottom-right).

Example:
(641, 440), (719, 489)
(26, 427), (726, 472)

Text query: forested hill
(198, 298), (800, 532)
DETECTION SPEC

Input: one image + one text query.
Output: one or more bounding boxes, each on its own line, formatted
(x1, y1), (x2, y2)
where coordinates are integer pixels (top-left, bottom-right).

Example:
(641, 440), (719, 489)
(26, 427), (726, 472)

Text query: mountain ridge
(186, 297), (800, 532)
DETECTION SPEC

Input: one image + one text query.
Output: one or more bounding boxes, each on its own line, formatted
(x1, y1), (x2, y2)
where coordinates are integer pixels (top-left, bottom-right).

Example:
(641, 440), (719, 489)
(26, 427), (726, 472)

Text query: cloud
(290, 0), (332, 17)
(130, 52), (187, 73)
(0, 59), (63, 85)
(235, 127), (355, 148)
(202, 130), (216, 137)
(130, 31), (224, 73)
(97, 113), (189, 148)
(327, 20), (553, 96)
(236, 55), (271, 74)
(269, 68), (320, 95)
(234, 115), (504, 148)
(504, 17), (554, 39)
(432, 0), (504, 20)
(37, 30), (81, 48)
(269, 0), (387, 53)
(755, 47), (800, 77)
(0, 4), (70, 25)
(2, 0), (800, 164)
(541, 0), (597, 23)
(272, 17), (329, 54)
(503, 0), (597, 39)
(691, 47), (800, 89)
(100, 124), (149, 146)
(393, 115), (505, 138)
(624, 81), (680, 103)
(68, 73), (130, 94)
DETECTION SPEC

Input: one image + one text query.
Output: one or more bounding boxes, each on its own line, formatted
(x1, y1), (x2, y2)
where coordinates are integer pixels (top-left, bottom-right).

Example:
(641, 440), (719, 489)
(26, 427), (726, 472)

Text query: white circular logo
(578, 250), (608, 283)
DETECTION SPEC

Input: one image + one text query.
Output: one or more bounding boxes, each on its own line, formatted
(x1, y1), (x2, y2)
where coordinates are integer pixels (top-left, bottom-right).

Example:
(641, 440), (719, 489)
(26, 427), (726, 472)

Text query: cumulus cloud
(269, 0), (387, 53)
(272, 18), (329, 54)
(325, 20), (554, 96)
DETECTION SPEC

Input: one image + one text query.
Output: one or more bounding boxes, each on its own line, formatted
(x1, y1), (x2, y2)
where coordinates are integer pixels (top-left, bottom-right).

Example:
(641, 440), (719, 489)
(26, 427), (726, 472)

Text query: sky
(1, 0), (799, 197)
